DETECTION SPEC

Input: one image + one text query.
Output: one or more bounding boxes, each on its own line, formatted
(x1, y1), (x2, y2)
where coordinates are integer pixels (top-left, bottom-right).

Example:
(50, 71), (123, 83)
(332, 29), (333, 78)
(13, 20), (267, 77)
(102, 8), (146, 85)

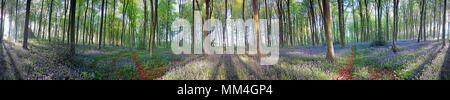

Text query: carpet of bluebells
(163, 40), (449, 80)
(0, 39), (448, 80)
(351, 40), (448, 80)
(0, 39), (178, 80)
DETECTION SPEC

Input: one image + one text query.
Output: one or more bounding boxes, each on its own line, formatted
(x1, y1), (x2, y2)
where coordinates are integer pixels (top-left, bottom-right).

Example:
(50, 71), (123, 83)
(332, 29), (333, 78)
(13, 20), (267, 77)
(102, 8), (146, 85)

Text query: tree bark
(308, 0), (316, 46)
(323, 0), (335, 62)
(419, 0), (425, 42)
(353, 0), (358, 43)
(265, 0), (271, 46)
(149, 0), (158, 56)
(62, 0), (69, 43)
(252, 0), (262, 62)
(112, 0), (117, 46)
(365, 0), (369, 42)
(122, 0), (128, 46)
(432, 0), (436, 40)
(166, 0), (171, 48)
(424, 0), (427, 41)
(76, 7), (81, 45)
(203, 0), (211, 54)
(143, 0), (148, 48)
(48, 0), (54, 42)
(393, 0), (398, 53)
(103, 0), (108, 47)
(243, 0), (247, 50)
(288, 0), (293, 46)
(359, 0), (365, 42)
(386, 1), (389, 41)
(338, 0), (346, 47)
(69, 0), (77, 55)
(38, 0), (45, 40)
(23, 0), (32, 50)
(83, 0), (89, 45)
(0, 0), (4, 43)
(443, 0), (447, 46)
(98, 0), (105, 49)
(15, 0), (19, 41)
(277, 0), (285, 46)
(377, 0), (383, 42)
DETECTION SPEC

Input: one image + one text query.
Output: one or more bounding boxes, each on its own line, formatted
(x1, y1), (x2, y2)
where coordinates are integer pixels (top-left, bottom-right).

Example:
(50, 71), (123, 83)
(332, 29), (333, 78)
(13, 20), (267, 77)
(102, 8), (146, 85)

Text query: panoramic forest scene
(0, 0), (450, 80)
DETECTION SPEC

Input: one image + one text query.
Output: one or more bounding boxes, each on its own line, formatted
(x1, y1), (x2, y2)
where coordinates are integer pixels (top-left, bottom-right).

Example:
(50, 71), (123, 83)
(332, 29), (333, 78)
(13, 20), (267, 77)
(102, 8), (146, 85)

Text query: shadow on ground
(440, 44), (450, 80)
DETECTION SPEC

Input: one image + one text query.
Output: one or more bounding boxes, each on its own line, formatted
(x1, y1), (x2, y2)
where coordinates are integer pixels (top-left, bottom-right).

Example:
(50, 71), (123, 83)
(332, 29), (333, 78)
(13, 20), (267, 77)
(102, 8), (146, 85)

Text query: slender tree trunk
(443, 0), (447, 46)
(38, 0), (45, 40)
(122, 0), (128, 47)
(62, 0), (69, 43)
(265, 0), (271, 46)
(408, 5), (412, 40)
(353, 0), (358, 43)
(154, 0), (159, 49)
(166, 0), (171, 48)
(0, 0), (2, 43)
(98, 0), (105, 49)
(223, 0), (228, 50)
(202, 0), (211, 54)
(90, 1), (94, 44)
(8, 2), (12, 40)
(338, 0), (346, 47)
(386, 1), (389, 41)
(69, 0), (76, 55)
(277, 0), (285, 46)
(377, 0), (383, 42)
(103, 0), (108, 47)
(252, 0), (262, 62)
(143, 0), (148, 48)
(0, 0), (4, 43)
(48, 0), (54, 42)
(432, 0), (436, 40)
(55, 13), (59, 41)
(438, 0), (442, 41)
(419, 0), (425, 42)
(288, 0), (293, 46)
(323, 0), (335, 62)
(83, 0), (89, 45)
(112, 0), (116, 46)
(318, 0), (325, 45)
(191, 0), (194, 54)
(23, 0), (32, 50)
(149, 0), (158, 56)
(243, 0), (246, 49)
(76, 7), (81, 45)
(309, 0), (316, 46)
(15, 0), (19, 41)
(365, 0), (370, 42)
(424, 0), (427, 41)
(359, 0), (365, 42)
(34, 11), (38, 35)
(393, 0), (398, 53)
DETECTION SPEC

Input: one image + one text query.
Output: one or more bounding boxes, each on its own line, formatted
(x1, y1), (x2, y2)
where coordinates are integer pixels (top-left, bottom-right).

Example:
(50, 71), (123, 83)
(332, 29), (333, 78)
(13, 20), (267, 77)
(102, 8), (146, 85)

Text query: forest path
(336, 46), (355, 80)
(440, 44), (450, 80)
(130, 49), (147, 80)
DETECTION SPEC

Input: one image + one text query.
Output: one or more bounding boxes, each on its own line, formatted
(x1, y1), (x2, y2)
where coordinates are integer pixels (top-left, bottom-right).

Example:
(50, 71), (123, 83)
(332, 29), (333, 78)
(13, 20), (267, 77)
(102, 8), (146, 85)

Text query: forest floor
(441, 43), (450, 80)
(0, 39), (449, 80)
